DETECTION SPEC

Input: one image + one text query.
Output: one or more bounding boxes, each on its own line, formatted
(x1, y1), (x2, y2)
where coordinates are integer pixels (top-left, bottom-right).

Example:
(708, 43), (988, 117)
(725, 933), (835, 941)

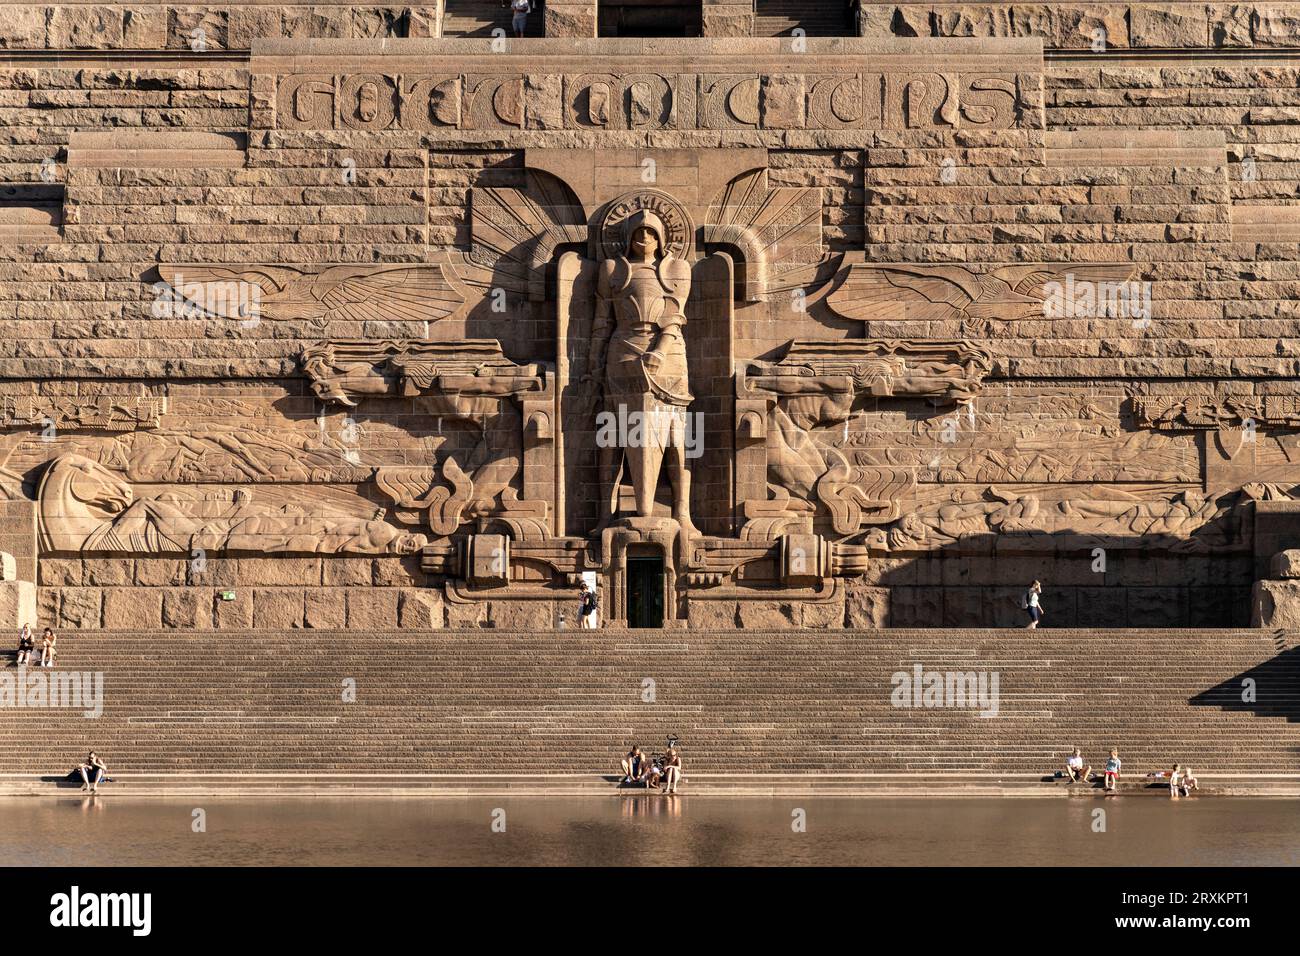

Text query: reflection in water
(1, 796), (1299, 867)
(620, 794), (682, 820)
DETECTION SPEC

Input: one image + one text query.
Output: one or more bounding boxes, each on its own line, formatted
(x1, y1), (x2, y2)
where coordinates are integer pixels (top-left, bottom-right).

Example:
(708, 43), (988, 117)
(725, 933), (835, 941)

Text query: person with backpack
(579, 581), (598, 629)
(1022, 580), (1043, 629)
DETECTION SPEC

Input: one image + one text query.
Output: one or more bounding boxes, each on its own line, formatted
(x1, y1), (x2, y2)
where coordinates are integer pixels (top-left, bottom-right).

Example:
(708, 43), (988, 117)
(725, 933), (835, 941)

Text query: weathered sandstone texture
(3, 9), (1300, 628)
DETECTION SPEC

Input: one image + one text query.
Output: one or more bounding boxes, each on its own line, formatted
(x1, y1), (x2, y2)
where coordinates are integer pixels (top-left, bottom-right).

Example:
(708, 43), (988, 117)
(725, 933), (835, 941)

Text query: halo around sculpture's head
(622, 209), (668, 255)
(596, 189), (694, 262)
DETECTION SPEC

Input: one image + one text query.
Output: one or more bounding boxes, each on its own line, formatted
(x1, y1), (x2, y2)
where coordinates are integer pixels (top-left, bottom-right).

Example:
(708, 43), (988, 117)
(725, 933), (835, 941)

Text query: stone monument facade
(4, 4), (1300, 628)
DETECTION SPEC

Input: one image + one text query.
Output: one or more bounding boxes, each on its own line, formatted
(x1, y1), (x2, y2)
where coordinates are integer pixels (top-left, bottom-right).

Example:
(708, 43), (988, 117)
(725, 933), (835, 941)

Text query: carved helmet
(622, 209), (668, 256)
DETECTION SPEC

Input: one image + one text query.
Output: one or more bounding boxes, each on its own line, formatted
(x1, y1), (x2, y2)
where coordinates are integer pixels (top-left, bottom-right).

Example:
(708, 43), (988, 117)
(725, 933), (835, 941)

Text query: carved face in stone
(623, 210), (666, 260)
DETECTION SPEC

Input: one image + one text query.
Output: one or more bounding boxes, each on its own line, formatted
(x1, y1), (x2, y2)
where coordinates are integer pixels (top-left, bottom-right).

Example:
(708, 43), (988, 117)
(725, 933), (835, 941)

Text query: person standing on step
(1023, 580), (1044, 629)
(1103, 749), (1122, 792)
(510, 0), (531, 37)
(579, 581), (598, 629)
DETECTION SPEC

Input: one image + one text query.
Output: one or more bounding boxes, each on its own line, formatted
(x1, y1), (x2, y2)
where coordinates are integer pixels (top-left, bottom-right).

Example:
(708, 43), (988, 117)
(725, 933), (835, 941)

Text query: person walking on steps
(1022, 580), (1043, 629)
(579, 581), (598, 629)
(510, 0), (531, 38)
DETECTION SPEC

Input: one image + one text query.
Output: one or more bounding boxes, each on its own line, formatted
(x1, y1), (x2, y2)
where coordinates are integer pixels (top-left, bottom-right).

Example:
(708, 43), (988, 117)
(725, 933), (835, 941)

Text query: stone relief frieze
(870, 485), (1241, 555)
(300, 339), (553, 542)
(37, 454), (427, 556)
(272, 70), (1026, 133)
(738, 339), (991, 539)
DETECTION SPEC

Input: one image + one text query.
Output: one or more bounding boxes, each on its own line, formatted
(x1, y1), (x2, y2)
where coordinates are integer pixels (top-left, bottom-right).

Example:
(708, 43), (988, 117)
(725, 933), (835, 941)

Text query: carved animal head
(61, 455), (133, 517)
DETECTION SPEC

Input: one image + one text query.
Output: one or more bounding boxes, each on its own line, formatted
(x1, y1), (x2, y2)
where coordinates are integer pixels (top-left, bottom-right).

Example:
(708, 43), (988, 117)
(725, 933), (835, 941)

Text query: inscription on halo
(596, 190), (694, 262)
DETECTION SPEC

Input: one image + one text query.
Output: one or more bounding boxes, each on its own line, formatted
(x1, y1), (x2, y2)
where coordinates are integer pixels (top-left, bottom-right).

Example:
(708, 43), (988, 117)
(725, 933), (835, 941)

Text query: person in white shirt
(511, 0), (531, 37)
(1023, 580), (1043, 629)
(1065, 748), (1090, 784)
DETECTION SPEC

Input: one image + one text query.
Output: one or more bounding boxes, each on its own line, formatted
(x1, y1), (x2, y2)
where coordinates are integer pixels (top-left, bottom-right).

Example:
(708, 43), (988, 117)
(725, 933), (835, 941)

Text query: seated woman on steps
(39, 627), (56, 667)
(15, 623), (34, 665)
(662, 748), (682, 794)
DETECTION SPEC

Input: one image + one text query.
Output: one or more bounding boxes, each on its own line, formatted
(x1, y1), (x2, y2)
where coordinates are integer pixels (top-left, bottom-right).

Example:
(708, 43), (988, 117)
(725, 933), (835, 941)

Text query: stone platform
(2, 627), (1297, 794)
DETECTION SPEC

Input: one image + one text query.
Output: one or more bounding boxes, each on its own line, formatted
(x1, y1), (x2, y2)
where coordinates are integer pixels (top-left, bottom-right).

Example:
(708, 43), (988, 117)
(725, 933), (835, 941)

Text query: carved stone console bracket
(736, 337), (989, 540)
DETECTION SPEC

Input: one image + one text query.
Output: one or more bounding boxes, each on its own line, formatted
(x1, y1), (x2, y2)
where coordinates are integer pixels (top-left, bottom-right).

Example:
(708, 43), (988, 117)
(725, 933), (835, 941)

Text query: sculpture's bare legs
(667, 436), (697, 540)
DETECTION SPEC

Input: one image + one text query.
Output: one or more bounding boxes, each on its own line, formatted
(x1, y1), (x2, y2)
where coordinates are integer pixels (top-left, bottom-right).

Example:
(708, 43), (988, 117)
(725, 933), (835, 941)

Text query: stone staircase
(1, 629), (1297, 779)
(442, 0), (546, 36)
(754, 0), (855, 36)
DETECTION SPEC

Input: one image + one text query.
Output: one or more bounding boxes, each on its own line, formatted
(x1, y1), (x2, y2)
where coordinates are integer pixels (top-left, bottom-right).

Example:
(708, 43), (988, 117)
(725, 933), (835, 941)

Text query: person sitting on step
(1065, 748), (1090, 784)
(15, 623), (34, 665)
(1179, 766), (1199, 796)
(620, 745), (644, 784)
(77, 751), (108, 794)
(638, 753), (663, 790)
(1103, 749), (1122, 792)
(662, 747), (682, 794)
(39, 627), (56, 667)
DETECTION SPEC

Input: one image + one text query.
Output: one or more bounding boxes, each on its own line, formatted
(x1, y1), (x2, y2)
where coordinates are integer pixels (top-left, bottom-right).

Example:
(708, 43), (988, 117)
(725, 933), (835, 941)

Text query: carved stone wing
(827, 262), (1140, 330)
(157, 263), (464, 326)
(465, 170), (588, 301)
(703, 168), (840, 301)
(311, 264), (464, 325)
(826, 263), (984, 323)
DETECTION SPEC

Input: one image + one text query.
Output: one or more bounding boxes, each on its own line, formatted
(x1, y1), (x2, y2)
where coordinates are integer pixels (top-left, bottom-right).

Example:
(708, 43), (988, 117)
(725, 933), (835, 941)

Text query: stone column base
(0, 580), (37, 629)
(1250, 579), (1300, 628)
(545, 2), (597, 37)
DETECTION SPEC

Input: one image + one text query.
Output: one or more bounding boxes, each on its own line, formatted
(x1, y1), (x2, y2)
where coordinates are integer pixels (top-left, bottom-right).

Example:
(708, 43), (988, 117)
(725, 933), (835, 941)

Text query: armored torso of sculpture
(596, 245), (693, 408)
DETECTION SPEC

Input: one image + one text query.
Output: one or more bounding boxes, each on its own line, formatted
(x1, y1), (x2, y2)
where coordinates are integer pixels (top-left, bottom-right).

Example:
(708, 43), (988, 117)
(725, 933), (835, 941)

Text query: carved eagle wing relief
(827, 262), (1140, 333)
(157, 263), (465, 327)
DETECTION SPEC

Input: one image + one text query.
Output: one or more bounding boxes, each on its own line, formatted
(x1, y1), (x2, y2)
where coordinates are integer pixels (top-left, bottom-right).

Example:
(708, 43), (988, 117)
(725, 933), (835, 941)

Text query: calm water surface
(2, 796), (1298, 866)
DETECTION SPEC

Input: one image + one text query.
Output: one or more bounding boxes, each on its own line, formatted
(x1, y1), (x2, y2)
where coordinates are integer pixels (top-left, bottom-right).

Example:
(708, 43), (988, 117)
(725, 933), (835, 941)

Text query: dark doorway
(626, 556), (665, 628)
(599, 1), (701, 37)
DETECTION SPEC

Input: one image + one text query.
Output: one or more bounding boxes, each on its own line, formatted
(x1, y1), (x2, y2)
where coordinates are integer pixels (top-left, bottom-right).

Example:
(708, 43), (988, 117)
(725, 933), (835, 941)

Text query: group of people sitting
(619, 744), (682, 793)
(14, 624), (56, 667)
(1064, 748), (1199, 796)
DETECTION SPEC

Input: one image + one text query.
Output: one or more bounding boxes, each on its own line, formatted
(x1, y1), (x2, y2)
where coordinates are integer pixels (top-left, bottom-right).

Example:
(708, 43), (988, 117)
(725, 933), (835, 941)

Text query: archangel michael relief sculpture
(584, 210), (697, 540)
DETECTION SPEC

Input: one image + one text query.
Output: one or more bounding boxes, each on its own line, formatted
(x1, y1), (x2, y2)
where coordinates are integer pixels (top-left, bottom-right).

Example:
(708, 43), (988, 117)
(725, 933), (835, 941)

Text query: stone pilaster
(702, 0), (754, 37)
(545, 1), (598, 37)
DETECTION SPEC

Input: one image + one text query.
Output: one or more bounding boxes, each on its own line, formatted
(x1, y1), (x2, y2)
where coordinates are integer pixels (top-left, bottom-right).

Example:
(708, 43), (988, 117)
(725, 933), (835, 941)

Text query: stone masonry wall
(4, 23), (1300, 626)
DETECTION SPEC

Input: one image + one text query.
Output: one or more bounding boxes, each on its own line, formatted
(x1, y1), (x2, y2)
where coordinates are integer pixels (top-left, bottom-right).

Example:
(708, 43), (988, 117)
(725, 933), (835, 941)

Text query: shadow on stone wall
(1190, 645), (1300, 723)
(868, 527), (1255, 629)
